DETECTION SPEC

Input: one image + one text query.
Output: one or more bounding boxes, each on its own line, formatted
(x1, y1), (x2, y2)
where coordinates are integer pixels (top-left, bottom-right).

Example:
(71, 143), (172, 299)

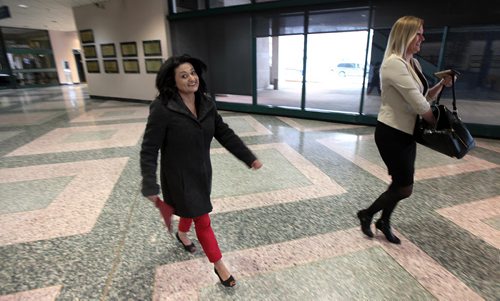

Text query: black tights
(365, 184), (413, 222)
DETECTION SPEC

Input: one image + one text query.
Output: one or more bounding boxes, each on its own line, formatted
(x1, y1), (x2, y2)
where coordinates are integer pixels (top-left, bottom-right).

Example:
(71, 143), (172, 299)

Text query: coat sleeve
(140, 99), (168, 196)
(213, 112), (257, 168)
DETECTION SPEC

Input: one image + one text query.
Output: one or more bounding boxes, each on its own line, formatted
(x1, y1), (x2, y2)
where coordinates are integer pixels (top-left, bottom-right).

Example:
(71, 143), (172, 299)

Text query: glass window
(171, 14), (253, 104)
(257, 35), (304, 108)
(305, 31), (369, 113)
(2, 27), (52, 50)
(255, 12), (305, 108)
(363, 29), (387, 115)
(305, 8), (370, 113)
(172, 0), (206, 13)
(441, 26), (500, 125)
(209, 0), (251, 8)
(308, 9), (369, 33)
(255, 12), (304, 37)
(2, 27), (58, 87)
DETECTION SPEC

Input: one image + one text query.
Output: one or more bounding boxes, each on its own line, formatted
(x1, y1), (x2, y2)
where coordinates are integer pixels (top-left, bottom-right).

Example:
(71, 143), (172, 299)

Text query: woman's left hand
(251, 160), (263, 170)
(442, 74), (456, 87)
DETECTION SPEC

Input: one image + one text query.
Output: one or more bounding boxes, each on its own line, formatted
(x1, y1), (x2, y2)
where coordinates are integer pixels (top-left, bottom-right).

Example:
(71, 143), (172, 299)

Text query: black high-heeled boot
(375, 219), (401, 244)
(357, 210), (374, 238)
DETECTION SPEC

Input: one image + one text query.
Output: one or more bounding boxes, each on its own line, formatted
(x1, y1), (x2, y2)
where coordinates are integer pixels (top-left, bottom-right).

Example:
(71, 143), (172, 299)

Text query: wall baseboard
(89, 95), (152, 104)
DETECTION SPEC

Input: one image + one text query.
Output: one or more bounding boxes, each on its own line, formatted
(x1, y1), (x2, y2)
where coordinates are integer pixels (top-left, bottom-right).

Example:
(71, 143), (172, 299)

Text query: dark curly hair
(155, 54), (208, 99)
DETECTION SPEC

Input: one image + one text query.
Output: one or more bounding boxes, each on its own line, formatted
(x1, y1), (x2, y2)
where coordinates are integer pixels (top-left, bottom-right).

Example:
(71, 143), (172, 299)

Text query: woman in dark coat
(140, 54), (262, 287)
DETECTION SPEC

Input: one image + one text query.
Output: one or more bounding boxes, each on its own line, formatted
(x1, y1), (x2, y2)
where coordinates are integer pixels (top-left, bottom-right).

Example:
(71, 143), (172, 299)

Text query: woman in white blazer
(357, 16), (454, 244)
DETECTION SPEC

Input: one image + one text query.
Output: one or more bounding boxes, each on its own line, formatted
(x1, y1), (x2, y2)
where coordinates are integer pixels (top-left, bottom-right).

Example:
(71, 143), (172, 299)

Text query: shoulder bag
(414, 79), (475, 159)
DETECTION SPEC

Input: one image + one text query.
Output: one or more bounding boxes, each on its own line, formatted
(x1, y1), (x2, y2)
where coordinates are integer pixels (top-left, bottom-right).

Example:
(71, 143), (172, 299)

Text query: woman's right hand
(251, 160), (263, 170)
(146, 195), (159, 203)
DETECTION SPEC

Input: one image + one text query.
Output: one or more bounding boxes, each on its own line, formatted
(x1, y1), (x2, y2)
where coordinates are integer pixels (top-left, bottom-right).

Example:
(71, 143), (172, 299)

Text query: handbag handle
(435, 77), (457, 113)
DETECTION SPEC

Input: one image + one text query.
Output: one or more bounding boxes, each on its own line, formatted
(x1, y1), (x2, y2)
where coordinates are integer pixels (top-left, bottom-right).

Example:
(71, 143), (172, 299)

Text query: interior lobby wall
(73, 0), (169, 101)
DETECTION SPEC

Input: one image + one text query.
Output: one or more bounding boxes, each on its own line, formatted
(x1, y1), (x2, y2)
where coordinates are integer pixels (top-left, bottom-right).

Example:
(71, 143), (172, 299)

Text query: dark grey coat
(140, 93), (257, 218)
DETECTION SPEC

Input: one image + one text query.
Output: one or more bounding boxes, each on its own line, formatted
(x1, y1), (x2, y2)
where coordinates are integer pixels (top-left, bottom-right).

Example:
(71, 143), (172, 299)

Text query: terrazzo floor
(0, 85), (499, 301)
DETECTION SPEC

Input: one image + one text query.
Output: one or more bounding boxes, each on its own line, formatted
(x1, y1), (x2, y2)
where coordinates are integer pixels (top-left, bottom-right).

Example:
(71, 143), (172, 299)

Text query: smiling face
(174, 63), (199, 95)
(407, 25), (425, 56)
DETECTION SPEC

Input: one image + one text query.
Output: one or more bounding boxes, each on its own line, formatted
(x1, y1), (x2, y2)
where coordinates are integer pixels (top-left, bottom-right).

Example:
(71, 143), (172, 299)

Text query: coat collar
(166, 93), (215, 122)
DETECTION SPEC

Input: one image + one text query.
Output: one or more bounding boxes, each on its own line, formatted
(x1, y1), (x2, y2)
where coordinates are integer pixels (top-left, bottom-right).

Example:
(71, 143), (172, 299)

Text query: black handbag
(414, 80), (475, 159)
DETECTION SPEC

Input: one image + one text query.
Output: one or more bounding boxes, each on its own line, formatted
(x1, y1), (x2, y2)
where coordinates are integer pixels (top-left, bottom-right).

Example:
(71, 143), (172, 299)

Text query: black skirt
(374, 121), (417, 187)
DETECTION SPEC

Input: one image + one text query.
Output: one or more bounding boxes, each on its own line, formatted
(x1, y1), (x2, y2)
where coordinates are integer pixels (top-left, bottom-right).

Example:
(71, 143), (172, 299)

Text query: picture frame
(79, 29), (94, 44)
(86, 60), (100, 73)
(143, 40), (162, 56)
(145, 58), (163, 73)
(103, 60), (119, 73)
(123, 59), (140, 73)
(83, 45), (97, 59)
(101, 43), (116, 58)
(120, 41), (138, 57)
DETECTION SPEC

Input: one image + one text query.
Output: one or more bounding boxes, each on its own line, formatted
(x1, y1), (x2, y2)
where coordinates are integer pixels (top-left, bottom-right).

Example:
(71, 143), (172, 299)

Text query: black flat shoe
(375, 219), (401, 244)
(357, 210), (374, 238)
(214, 267), (236, 287)
(176, 232), (196, 253)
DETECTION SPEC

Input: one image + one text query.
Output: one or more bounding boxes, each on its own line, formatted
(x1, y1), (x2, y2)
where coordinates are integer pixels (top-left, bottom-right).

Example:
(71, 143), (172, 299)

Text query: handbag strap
(435, 78), (457, 113)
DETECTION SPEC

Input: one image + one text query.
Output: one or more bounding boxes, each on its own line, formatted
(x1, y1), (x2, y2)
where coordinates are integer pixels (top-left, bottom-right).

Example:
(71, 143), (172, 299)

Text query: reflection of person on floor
(140, 54), (263, 287)
(367, 61), (381, 95)
(356, 16), (454, 244)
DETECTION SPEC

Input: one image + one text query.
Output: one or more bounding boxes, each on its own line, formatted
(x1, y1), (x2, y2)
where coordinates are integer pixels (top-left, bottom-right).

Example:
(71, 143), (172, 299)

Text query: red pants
(178, 214), (222, 263)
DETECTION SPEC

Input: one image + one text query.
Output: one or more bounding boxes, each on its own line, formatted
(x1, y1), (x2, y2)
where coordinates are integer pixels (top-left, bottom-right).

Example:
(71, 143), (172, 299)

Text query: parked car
(333, 63), (363, 77)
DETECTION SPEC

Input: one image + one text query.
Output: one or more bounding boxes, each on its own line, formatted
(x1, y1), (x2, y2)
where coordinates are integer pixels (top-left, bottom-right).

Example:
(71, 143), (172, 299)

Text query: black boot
(357, 210), (374, 238)
(375, 219), (400, 244)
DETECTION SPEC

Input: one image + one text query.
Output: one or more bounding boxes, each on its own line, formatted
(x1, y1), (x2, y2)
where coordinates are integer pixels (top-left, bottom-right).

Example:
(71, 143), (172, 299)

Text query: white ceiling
(0, 0), (108, 32)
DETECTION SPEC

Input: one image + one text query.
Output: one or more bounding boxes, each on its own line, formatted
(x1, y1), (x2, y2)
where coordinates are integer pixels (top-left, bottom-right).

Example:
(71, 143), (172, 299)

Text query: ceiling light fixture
(18, 4), (28, 8)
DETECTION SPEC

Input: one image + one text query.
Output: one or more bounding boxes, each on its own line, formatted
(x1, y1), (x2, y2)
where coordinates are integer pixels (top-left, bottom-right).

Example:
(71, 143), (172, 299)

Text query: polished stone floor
(0, 85), (499, 300)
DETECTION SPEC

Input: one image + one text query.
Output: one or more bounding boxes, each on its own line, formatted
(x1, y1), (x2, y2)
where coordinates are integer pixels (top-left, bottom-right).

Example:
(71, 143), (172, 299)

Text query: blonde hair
(383, 16), (424, 60)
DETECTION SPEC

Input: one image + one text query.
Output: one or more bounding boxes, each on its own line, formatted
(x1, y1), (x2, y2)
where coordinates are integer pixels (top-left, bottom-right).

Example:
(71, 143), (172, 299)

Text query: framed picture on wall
(83, 45), (97, 59)
(86, 60), (100, 73)
(79, 29), (94, 44)
(103, 60), (119, 73)
(143, 40), (162, 56)
(120, 42), (138, 57)
(101, 43), (116, 58)
(123, 59), (140, 73)
(145, 58), (163, 73)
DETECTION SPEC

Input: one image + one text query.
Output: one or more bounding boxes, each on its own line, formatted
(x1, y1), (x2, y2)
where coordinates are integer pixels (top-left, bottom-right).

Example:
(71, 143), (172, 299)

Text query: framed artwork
(123, 59), (140, 73)
(83, 45), (97, 59)
(120, 42), (138, 57)
(143, 40), (162, 56)
(103, 60), (119, 73)
(79, 29), (94, 44)
(101, 43), (116, 58)
(86, 60), (100, 73)
(145, 58), (163, 73)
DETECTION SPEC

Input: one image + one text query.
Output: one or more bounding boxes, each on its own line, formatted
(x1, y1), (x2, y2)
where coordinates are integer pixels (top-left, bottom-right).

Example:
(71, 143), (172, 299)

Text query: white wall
(49, 30), (81, 84)
(73, 0), (170, 101)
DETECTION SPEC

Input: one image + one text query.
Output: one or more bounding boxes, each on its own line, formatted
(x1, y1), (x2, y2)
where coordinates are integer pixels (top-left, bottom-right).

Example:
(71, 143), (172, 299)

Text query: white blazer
(377, 54), (432, 135)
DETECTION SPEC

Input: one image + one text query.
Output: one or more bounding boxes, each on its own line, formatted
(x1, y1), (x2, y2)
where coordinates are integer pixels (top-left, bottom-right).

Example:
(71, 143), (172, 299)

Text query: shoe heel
(214, 267), (236, 287)
(176, 232), (197, 253)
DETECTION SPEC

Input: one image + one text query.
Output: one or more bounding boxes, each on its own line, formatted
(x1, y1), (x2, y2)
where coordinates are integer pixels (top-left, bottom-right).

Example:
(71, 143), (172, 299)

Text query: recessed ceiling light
(18, 4), (28, 8)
